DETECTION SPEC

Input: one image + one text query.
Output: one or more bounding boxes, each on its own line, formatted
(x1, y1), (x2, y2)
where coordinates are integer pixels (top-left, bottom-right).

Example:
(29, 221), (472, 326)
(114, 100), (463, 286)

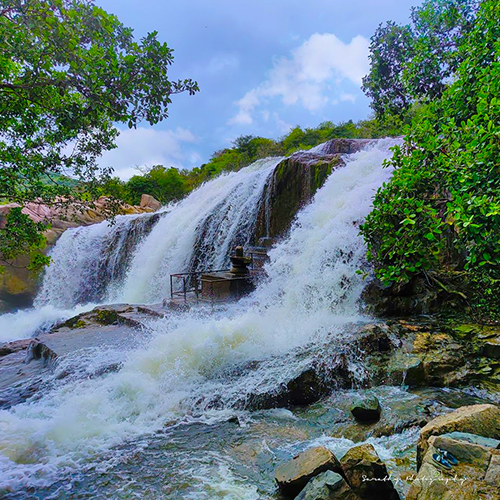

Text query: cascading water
(35, 212), (161, 309)
(0, 140), (399, 496)
(115, 157), (281, 304)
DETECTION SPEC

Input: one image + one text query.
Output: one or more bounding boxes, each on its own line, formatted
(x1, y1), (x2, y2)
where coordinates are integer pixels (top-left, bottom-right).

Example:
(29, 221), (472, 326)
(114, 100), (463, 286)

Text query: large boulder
(417, 404), (500, 468)
(275, 446), (343, 497)
(407, 434), (500, 500)
(140, 194), (161, 211)
(340, 444), (400, 500)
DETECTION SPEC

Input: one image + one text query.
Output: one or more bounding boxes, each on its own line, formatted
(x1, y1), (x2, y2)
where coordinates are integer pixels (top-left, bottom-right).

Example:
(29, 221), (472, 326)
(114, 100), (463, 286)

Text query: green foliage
(362, 0), (480, 117)
(0, 208), (50, 271)
(0, 0), (198, 265)
(362, 0), (500, 293)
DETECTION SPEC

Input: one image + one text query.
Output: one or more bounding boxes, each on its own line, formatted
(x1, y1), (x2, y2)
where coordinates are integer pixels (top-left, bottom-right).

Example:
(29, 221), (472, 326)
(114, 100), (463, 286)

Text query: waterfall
(0, 139), (399, 493)
(115, 157), (281, 304)
(35, 212), (160, 309)
(0, 157), (280, 340)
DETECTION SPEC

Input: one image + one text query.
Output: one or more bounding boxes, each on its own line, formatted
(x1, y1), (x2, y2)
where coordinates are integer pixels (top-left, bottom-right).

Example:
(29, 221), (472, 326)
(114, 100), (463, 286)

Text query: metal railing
(169, 252), (268, 303)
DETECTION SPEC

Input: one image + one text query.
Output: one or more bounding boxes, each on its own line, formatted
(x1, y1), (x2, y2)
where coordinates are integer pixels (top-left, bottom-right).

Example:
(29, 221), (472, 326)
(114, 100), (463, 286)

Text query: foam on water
(0, 140), (398, 493)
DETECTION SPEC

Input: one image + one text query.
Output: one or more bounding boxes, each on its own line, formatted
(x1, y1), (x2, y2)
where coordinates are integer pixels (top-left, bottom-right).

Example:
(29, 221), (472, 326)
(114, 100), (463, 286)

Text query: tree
(362, 0), (480, 117)
(0, 0), (198, 268)
(361, 22), (414, 117)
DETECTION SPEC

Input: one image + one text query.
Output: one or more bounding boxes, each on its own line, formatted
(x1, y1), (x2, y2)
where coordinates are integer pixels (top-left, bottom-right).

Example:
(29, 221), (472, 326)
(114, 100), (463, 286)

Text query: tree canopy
(0, 0), (198, 268)
(362, 0), (480, 117)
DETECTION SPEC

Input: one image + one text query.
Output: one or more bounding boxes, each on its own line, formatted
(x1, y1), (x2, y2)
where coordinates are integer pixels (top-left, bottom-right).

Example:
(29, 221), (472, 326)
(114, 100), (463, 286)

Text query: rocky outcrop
(407, 433), (500, 500)
(275, 446), (343, 497)
(416, 404), (500, 469)
(275, 442), (400, 500)
(0, 304), (162, 409)
(56, 304), (164, 331)
(253, 139), (370, 243)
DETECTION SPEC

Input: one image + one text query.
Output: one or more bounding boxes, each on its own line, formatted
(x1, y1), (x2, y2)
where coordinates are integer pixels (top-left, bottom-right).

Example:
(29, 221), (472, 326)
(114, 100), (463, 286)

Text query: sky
(95, 0), (421, 180)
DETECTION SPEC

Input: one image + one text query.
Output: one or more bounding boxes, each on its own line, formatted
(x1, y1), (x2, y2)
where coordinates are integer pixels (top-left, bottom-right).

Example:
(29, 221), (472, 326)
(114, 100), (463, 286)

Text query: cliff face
(253, 139), (370, 243)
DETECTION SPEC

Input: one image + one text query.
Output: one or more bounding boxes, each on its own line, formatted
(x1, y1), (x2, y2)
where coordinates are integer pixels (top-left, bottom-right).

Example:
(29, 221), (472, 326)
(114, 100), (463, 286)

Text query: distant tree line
(98, 116), (404, 206)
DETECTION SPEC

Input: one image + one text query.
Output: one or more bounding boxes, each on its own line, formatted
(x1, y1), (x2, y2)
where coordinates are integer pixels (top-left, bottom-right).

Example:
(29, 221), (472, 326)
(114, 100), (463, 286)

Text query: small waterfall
(35, 212), (160, 309)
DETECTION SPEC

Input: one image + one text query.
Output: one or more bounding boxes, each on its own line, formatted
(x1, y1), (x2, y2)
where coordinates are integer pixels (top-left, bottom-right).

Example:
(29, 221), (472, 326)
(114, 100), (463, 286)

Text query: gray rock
(350, 395), (381, 423)
(441, 432), (500, 450)
(294, 471), (347, 500)
(275, 446), (343, 497)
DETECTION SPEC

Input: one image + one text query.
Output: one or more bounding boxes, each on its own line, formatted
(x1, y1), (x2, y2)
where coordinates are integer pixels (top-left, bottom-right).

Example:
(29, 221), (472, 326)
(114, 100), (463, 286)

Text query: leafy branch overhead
(0, 0), (198, 267)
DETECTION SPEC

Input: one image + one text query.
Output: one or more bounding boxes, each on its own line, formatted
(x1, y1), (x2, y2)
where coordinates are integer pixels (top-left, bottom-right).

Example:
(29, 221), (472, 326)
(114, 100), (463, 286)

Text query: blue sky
(95, 0), (421, 179)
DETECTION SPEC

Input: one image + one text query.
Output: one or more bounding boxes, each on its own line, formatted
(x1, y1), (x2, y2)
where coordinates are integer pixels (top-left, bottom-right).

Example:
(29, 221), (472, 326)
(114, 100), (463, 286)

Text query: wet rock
(386, 354), (426, 387)
(253, 142), (349, 242)
(24, 340), (57, 366)
(286, 368), (332, 407)
(481, 339), (500, 360)
(340, 444), (400, 500)
(355, 324), (394, 353)
(350, 395), (381, 423)
(407, 434), (500, 500)
(417, 404), (500, 469)
(294, 470), (355, 500)
(0, 339), (33, 357)
(245, 355), (353, 410)
(275, 446), (343, 497)
(57, 304), (162, 331)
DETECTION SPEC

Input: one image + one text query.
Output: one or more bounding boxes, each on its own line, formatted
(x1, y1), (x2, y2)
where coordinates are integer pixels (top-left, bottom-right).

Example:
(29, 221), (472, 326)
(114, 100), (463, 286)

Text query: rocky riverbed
(1, 305), (499, 499)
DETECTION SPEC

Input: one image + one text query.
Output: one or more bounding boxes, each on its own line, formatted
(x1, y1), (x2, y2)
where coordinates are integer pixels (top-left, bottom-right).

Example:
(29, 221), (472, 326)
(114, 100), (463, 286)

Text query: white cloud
(98, 127), (197, 180)
(340, 93), (357, 103)
(228, 32), (369, 125)
(207, 53), (240, 74)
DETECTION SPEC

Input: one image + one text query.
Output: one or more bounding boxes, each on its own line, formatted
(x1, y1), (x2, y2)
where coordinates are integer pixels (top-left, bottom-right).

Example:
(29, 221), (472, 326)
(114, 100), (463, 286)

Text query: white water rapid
(0, 140), (398, 495)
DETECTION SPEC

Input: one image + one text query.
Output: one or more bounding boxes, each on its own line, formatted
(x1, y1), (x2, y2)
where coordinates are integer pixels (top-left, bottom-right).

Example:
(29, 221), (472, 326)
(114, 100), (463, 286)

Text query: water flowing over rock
(35, 212), (161, 309)
(13, 138), (376, 315)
